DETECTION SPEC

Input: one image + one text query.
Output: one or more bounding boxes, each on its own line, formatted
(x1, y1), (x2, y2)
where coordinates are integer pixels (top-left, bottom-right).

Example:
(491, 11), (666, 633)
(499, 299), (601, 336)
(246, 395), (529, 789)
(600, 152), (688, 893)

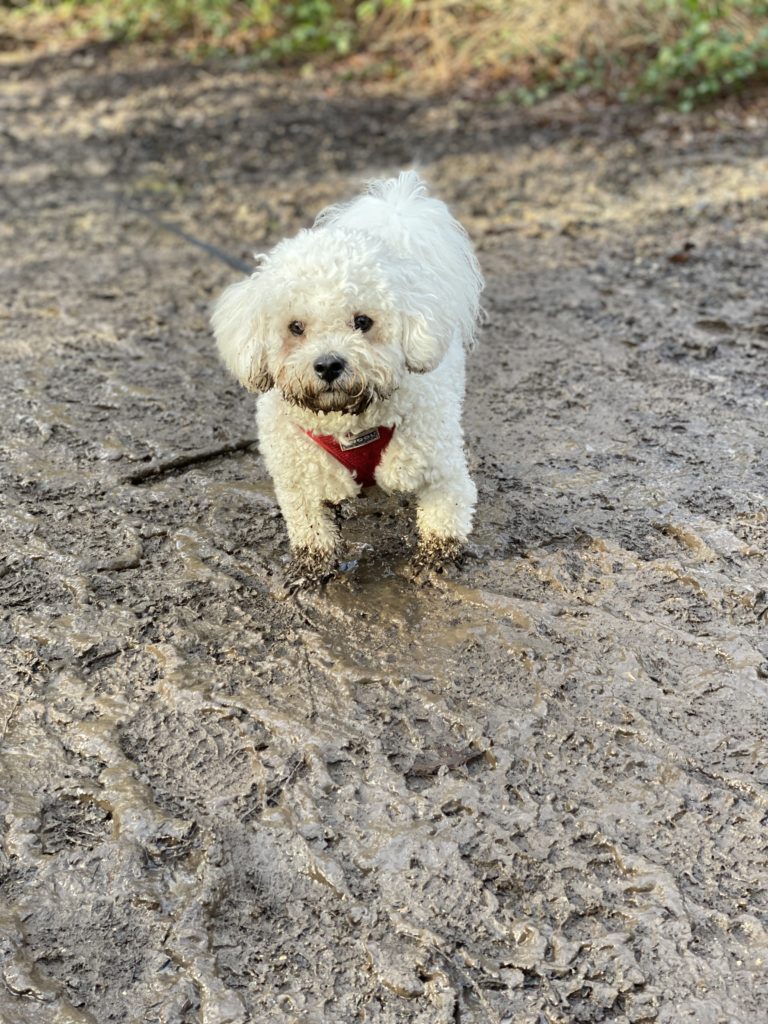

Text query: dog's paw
(409, 536), (465, 581)
(284, 549), (338, 593)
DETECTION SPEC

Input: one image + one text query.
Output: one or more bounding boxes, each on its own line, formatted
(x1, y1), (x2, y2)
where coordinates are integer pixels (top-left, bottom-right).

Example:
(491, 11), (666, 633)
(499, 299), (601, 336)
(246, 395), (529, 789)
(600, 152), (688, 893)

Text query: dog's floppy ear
(211, 276), (273, 392)
(399, 308), (453, 374)
(396, 244), (479, 373)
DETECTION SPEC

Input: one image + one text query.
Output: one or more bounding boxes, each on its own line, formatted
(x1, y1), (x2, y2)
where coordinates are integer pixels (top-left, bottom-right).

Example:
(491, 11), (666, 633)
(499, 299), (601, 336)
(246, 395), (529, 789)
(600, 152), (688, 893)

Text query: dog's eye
(353, 314), (374, 333)
(288, 321), (305, 337)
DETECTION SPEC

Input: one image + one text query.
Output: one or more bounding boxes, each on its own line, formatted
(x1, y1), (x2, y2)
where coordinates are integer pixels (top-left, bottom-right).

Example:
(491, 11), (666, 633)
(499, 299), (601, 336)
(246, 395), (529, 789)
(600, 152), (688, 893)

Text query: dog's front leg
(413, 461), (477, 569)
(273, 482), (342, 584)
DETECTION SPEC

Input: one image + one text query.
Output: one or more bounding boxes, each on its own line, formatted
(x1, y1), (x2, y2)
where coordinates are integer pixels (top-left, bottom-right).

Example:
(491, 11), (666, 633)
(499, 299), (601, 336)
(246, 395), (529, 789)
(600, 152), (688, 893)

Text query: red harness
(304, 425), (395, 488)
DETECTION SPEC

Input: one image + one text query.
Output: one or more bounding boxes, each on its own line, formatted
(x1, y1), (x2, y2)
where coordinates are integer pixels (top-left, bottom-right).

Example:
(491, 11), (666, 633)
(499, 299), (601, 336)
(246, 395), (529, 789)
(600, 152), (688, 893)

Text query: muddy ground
(1, 40), (768, 1024)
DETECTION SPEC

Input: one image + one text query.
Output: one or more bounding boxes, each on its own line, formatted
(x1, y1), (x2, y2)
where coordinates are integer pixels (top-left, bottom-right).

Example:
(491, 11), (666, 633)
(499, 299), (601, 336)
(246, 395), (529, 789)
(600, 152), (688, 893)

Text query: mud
(1, 42), (768, 1024)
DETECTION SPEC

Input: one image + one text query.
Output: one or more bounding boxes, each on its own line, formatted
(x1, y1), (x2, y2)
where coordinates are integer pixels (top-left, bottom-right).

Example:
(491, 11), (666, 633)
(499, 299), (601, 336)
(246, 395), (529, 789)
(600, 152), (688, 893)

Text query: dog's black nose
(314, 354), (346, 383)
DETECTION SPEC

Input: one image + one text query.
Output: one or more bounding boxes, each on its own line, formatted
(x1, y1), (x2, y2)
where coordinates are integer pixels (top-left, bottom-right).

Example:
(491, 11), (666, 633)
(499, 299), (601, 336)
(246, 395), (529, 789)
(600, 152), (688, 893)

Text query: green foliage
(267, 2), (356, 57)
(641, 0), (768, 109)
(18, 0), (361, 57)
(509, 0), (768, 109)
(510, 57), (610, 108)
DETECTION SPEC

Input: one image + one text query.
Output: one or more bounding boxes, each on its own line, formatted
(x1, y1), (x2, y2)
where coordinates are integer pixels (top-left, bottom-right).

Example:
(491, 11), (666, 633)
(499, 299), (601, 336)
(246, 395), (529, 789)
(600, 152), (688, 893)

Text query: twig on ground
(119, 437), (258, 485)
(1, 696), (21, 743)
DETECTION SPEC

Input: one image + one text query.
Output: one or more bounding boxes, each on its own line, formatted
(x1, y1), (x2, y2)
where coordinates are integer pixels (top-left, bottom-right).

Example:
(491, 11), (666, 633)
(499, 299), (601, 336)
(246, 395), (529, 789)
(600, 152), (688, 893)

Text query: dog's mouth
(280, 379), (392, 416)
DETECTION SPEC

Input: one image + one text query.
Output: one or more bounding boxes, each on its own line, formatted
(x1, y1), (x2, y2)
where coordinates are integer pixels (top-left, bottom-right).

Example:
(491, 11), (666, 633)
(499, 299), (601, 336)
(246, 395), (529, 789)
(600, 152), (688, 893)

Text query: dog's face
(212, 227), (456, 415)
(273, 302), (400, 415)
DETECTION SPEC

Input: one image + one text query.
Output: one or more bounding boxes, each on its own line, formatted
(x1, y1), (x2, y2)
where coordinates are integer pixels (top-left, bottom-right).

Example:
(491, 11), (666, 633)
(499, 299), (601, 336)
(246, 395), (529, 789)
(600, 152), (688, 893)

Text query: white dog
(211, 171), (483, 583)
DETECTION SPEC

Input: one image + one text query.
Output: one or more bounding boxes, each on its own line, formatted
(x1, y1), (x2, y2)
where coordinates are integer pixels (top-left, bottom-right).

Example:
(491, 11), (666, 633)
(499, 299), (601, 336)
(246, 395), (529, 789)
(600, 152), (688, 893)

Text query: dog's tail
(316, 170), (484, 349)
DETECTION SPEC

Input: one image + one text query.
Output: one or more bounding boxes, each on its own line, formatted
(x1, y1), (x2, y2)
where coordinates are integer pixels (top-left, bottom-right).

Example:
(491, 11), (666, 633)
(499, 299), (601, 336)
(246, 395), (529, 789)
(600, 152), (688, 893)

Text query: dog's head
(211, 227), (457, 415)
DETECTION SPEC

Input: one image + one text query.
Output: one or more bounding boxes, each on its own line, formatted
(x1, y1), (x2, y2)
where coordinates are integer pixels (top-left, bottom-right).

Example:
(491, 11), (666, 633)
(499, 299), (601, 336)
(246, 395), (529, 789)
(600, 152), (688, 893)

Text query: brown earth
(1, 40), (768, 1024)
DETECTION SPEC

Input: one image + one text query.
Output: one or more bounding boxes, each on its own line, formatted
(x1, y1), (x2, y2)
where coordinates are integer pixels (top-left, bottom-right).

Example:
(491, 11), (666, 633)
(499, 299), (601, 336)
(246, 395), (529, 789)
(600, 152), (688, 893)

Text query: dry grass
(363, 0), (662, 78)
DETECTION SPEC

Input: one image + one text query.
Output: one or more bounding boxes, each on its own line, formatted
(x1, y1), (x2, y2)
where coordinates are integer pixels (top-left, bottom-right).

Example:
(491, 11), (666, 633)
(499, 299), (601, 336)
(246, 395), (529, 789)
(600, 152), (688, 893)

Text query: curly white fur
(211, 170), (484, 572)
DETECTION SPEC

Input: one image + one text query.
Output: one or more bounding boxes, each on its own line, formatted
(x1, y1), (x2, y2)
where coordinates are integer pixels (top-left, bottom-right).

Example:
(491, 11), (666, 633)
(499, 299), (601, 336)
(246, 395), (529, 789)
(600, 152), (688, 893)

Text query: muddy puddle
(1, 43), (768, 1023)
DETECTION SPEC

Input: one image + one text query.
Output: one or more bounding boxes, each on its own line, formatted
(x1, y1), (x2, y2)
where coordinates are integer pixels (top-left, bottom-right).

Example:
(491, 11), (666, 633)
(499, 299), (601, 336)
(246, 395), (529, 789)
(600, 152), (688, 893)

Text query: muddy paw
(409, 536), (465, 580)
(284, 550), (338, 592)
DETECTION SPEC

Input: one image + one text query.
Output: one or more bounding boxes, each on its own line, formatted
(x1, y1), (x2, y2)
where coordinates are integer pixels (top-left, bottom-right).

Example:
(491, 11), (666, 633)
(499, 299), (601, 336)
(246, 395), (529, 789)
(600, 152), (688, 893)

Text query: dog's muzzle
(286, 382), (386, 416)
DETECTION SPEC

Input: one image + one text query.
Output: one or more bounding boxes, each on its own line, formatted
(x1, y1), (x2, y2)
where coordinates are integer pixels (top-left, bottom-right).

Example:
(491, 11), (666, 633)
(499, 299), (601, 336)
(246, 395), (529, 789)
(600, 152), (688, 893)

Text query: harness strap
(304, 425), (395, 487)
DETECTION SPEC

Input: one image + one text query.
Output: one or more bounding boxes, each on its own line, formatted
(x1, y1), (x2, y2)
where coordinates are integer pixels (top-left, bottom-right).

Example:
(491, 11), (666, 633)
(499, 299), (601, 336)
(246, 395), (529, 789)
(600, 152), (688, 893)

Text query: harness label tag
(339, 428), (381, 451)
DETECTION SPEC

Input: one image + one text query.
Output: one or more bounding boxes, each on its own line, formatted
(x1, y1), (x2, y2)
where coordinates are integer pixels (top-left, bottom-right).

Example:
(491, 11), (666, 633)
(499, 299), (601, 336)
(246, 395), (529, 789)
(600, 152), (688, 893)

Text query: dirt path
(1, 45), (767, 1024)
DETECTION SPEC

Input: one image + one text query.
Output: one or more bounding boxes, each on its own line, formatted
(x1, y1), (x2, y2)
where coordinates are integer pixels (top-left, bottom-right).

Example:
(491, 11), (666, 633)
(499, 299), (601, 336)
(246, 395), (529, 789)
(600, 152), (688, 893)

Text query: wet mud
(1, 43), (768, 1023)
